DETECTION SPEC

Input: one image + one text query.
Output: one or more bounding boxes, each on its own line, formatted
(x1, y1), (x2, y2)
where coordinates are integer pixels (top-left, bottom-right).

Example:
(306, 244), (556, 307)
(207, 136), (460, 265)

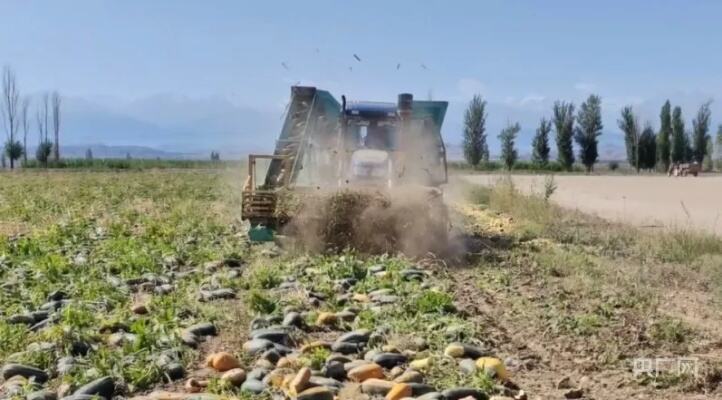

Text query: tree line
(462, 93), (719, 172)
(463, 94), (604, 172)
(608, 100), (715, 172)
(1, 66), (62, 169)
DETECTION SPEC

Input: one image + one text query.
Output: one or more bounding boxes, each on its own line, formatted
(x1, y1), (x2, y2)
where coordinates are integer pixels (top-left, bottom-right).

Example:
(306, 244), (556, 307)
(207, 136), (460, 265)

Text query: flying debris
(315, 48), (320, 53)
(396, 63), (401, 70)
(348, 66), (353, 72)
(420, 63), (428, 70)
(281, 62), (289, 70)
(353, 54), (362, 62)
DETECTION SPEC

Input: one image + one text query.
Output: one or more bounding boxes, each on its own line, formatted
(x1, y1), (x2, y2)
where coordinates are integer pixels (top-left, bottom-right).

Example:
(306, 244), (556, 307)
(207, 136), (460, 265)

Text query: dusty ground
(450, 202), (722, 400)
(446, 192), (722, 400)
(462, 174), (722, 235)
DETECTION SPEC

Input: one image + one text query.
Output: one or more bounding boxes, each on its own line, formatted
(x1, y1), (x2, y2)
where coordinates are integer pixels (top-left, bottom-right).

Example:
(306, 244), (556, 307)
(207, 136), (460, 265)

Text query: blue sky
(2, 0), (721, 155)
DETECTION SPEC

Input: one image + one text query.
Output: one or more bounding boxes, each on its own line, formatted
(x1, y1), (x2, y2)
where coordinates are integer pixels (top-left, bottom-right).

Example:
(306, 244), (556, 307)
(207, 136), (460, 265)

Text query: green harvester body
(241, 86), (448, 241)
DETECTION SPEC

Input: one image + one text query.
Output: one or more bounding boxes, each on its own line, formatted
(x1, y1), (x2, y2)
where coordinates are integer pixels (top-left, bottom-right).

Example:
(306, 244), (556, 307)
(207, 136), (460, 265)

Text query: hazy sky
(2, 0), (721, 152)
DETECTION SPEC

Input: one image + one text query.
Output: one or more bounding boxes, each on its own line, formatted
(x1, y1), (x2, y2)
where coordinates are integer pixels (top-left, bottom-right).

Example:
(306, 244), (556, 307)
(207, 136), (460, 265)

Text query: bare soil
(462, 174), (722, 235)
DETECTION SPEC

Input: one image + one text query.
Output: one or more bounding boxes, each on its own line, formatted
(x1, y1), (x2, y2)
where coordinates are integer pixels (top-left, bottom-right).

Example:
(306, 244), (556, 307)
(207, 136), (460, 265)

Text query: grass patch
(412, 290), (455, 314)
(652, 230), (722, 264)
(246, 289), (277, 315)
(300, 347), (331, 370)
(426, 356), (496, 395)
(650, 317), (692, 345)
(247, 267), (282, 289)
(561, 313), (605, 336)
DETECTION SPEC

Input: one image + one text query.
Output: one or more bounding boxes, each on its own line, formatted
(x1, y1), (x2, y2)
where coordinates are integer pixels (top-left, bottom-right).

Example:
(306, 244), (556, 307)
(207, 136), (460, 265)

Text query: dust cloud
(284, 111), (455, 256)
(281, 185), (449, 257)
(257, 97), (467, 258)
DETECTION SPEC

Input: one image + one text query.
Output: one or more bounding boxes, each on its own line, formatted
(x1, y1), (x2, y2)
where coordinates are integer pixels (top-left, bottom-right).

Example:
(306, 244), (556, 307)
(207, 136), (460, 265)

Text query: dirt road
(463, 174), (722, 235)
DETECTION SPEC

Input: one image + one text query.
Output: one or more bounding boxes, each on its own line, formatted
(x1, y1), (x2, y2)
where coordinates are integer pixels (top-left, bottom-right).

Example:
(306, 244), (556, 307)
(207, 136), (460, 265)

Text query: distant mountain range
(58, 144), (188, 159)
(32, 92), (644, 161)
(59, 94), (279, 156)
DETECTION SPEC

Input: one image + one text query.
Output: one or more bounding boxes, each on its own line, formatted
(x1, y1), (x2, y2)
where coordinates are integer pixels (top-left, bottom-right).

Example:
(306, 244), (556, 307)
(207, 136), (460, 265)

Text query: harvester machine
(242, 86), (448, 240)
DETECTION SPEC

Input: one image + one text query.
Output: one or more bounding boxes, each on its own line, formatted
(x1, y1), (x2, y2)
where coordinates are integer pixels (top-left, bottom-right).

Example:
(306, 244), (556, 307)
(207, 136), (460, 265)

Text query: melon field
(0, 169), (721, 400)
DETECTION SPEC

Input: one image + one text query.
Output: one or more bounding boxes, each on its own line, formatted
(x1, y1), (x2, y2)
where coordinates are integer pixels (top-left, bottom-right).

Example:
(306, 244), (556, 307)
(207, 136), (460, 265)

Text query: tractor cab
(341, 101), (398, 187)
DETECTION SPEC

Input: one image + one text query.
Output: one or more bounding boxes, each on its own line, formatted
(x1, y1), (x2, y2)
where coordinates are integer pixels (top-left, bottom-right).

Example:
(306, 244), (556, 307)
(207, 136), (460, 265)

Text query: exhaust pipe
(397, 93), (413, 118)
(397, 93), (413, 135)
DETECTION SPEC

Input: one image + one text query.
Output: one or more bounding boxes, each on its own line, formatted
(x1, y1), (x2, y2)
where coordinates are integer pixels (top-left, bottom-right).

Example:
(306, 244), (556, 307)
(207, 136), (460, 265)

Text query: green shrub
(448, 160), (582, 173)
(650, 317), (691, 344)
(301, 347), (331, 370)
(249, 267), (282, 289)
(653, 230), (722, 264)
(467, 186), (491, 206)
(35, 141), (53, 165)
(246, 290), (277, 315)
(413, 290), (455, 314)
